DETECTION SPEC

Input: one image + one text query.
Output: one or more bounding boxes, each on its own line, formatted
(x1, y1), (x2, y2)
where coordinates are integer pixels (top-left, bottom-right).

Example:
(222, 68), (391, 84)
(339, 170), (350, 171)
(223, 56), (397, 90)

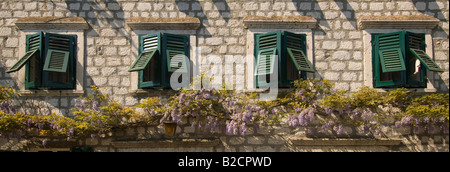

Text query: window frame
(130, 30), (197, 92)
(247, 29), (315, 90)
(363, 28), (437, 92)
(17, 30), (85, 96)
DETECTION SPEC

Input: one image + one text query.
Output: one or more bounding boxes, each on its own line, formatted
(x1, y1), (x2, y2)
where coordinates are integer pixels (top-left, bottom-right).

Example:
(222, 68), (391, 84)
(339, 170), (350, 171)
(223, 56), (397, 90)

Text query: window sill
(291, 138), (402, 146)
(128, 89), (179, 96)
(19, 90), (84, 97)
(111, 138), (220, 149)
(374, 88), (438, 94)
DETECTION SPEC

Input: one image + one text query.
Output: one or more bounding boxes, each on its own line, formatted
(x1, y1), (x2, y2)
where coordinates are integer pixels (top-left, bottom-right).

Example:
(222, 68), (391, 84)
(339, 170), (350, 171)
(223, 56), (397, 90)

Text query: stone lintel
(243, 15), (317, 29)
(358, 15), (440, 30)
(126, 17), (201, 30)
(15, 17), (89, 30)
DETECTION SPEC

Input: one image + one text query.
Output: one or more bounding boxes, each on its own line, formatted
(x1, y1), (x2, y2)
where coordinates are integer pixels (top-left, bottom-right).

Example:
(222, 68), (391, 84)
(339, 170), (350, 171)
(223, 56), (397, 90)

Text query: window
(129, 32), (190, 89)
(372, 31), (443, 88)
(254, 30), (314, 88)
(6, 32), (77, 90)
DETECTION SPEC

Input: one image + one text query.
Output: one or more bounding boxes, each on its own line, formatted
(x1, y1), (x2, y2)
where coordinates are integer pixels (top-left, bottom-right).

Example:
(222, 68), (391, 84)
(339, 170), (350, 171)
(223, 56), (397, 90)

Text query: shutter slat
(376, 32), (406, 73)
(410, 48), (444, 72)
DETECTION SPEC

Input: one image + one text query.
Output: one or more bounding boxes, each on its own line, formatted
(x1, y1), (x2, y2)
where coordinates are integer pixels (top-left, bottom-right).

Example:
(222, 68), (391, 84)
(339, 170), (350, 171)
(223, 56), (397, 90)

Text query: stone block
(206, 37), (223, 45)
(322, 41), (338, 50)
(5, 37), (18, 47)
(248, 136), (265, 145)
(255, 146), (276, 152)
(136, 2), (152, 11)
(428, 2), (445, 10)
(340, 41), (353, 49)
(243, 2), (258, 10)
(330, 61), (346, 71)
(102, 67), (117, 76)
(0, 27), (11, 36)
(229, 137), (245, 145)
(324, 72), (340, 81)
(332, 51), (351, 60)
(348, 61), (362, 70)
(316, 62), (328, 70)
(370, 2), (384, 10)
(397, 2), (414, 10)
(342, 72), (358, 81)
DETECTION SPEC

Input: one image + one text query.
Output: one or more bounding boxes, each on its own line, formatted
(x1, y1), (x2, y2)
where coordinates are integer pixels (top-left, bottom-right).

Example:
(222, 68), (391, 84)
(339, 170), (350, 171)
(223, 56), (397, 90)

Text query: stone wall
(0, 0), (449, 151)
(1, 123), (449, 152)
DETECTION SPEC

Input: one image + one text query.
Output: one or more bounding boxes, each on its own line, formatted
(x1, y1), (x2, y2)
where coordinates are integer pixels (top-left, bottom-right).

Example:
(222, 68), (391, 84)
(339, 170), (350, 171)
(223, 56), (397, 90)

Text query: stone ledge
(15, 17), (89, 30)
(111, 139), (221, 149)
(19, 90), (85, 97)
(292, 139), (403, 146)
(128, 89), (179, 96)
(126, 17), (201, 30)
(243, 15), (317, 29)
(358, 15), (440, 30)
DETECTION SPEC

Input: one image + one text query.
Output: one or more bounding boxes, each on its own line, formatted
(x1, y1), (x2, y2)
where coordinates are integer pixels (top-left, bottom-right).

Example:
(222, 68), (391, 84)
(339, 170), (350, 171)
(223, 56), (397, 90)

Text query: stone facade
(0, 0), (449, 152)
(1, 124), (449, 152)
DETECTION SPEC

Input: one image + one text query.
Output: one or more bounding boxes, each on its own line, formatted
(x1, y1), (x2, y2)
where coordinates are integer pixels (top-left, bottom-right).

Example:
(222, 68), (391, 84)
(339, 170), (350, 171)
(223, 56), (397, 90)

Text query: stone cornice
(15, 17), (89, 30)
(126, 16), (201, 30)
(358, 15), (440, 30)
(243, 15), (317, 29)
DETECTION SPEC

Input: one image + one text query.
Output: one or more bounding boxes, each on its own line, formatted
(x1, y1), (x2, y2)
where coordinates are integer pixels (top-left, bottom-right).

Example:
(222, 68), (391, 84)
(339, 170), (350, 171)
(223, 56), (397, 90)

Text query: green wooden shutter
(161, 33), (190, 87)
(254, 31), (281, 88)
(379, 48), (406, 72)
(410, 48), (444, 72)
(6, 32), (43, 73)
(166, 50), (188, 73)
(43, 33), (77, 89)
(287, 48), (314, 73)
(377, 32), (406, 73)
(43, 49), (69, 72)
(43, 33), (73, 73)
(137, 33), (162, 89)
(6, 49), (39, 73)
(129, 49), (157, 72)
(163, 33), (189, 73)
(372, 31), (407, 88)
(284, 31), (314, 73)
(254, 48), (277, 75)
